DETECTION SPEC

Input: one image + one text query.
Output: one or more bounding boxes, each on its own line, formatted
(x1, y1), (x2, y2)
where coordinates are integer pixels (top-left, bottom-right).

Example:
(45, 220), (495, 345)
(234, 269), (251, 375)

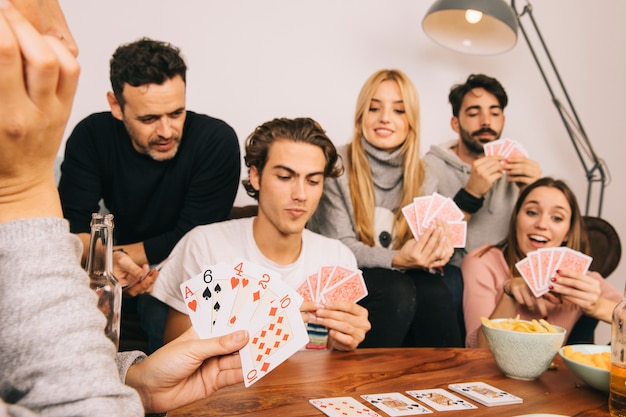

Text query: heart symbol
(230, 277), (239, 289)
(242, 278), (249, 287)
(187, 300), (197, 312)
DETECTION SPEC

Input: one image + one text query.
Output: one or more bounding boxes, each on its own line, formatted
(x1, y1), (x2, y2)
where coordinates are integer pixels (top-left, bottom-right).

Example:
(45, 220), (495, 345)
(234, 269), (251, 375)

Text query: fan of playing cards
(515, 247), (593, 298)
(180, 260), (365, 387)
(180, 260), (309, 387)
(483, 138), (528, 158)
(296, 265), (368, 305)
(401, 192), (467, 248)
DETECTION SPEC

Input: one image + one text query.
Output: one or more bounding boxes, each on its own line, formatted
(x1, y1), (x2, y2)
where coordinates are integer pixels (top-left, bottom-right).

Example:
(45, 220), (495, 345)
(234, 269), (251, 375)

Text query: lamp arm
(511, 0), (608, 216)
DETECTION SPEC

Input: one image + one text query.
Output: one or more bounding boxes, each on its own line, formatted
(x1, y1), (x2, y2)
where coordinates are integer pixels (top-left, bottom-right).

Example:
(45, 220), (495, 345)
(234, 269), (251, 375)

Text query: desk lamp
(422, 0), (608, 216)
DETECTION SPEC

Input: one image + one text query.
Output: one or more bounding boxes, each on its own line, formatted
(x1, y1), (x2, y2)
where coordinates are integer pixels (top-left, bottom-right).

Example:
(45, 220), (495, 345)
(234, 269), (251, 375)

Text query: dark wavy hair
(242, 117), (343, 200)
(109, 37), (187, 108)
(448, 73), (508, 117)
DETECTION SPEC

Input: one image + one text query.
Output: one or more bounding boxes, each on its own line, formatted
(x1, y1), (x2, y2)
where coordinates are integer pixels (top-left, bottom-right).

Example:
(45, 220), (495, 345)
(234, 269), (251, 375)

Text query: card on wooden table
(405, 388), (477, 411)
(361, 392), (432, 415)
(309, 397), (381, 417)
(448, 382), (523, 406)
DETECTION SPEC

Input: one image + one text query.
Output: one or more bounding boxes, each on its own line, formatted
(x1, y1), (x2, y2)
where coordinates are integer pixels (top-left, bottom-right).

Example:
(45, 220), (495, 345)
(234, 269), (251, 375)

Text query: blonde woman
(309, 69), (462, 347)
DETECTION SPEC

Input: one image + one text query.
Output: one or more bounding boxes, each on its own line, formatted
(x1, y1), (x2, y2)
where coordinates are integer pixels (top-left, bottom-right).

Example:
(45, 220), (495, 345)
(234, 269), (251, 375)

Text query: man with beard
(58, 37), (240, 353)
(423, 74), (541, 268)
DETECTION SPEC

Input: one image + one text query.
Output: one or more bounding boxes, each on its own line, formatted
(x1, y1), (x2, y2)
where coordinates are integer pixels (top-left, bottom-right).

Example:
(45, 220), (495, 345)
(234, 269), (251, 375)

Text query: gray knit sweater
(423, 140), (519, 267)
(309, 138), (435, 269)
(0, 218), (145, 417)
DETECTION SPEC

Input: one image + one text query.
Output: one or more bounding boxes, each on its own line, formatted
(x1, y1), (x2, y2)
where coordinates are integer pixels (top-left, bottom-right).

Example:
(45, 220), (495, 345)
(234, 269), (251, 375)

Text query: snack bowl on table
(558, 344), (610, 392)
(481, 318), (567, 380)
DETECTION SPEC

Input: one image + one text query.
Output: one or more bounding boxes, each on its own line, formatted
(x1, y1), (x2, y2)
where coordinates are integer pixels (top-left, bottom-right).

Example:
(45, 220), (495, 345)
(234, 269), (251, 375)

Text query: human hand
(302, 300), (370, 351)
(504, 277), (557, 317)
(125, 327), (249, 414)
(549, 269), (612, 320)
(464, 155), (504, 198)
(112, 251), (156, 296)
(0, 1), (80, 222)
(502, 157), (541, 187)
(393, 219), (453, 269)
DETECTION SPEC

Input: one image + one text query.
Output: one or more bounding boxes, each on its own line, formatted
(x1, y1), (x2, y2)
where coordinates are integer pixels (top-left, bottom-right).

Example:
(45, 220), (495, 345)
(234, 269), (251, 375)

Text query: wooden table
(169, 348), (609, 416)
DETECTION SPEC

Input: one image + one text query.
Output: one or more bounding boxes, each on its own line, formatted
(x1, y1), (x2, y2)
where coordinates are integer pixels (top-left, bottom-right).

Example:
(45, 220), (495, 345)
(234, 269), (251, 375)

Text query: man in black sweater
(58, 37), (241, 352)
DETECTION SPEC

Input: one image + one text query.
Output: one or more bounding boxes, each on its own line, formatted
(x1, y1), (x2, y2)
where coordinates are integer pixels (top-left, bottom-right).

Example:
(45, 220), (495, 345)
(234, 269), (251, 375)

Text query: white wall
(60, 0), (625, 343)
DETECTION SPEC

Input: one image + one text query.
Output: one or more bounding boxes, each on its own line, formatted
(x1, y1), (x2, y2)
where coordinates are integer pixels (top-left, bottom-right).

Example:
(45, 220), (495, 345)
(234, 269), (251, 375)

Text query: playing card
(240, 293), (308, 387)
(448, 382), (523, 406)
(515, 257), (542, 297)
(321, 271), (368, 304)
(538, 248), (555, 290)
(215, 259), (291, 333)
(497, 138), (514, 156)
(428, 197), (464, 223)
(406, 388), (477, 411)
(413, 196), (431, 234)
(555, 247), (592, 275)
(402, 203), (421, 239)
(448, 221), (467, 248)
(503, 143), (528, 158)
(317, 266), (335, 301)
(179, 263), (230, 338)
(309, 397), (381, 417)
(361, 392), (432, 416)
(423, 192), (448, 227)
(527, 251), (542, 294)
(296, 274), (315, 302)
(323, 265), (359, 294)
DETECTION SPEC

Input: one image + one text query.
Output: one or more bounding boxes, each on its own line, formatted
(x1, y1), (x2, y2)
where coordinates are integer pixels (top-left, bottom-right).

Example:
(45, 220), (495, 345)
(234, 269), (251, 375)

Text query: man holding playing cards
(423, 73), (542, 268)
(152, 117), (371, 352)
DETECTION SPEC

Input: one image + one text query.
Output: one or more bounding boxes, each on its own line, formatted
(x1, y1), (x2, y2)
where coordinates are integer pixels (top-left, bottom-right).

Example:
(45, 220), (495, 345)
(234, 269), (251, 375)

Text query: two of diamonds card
(401, 192), (467, 248)
(180, 259), (308, 387)
(483, 138), (528, 159)
(515, 247), (593, 297)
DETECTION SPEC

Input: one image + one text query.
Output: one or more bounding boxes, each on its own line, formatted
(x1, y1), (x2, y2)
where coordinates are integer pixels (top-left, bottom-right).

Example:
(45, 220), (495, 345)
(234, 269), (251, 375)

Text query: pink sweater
(462, 244), (622, 348)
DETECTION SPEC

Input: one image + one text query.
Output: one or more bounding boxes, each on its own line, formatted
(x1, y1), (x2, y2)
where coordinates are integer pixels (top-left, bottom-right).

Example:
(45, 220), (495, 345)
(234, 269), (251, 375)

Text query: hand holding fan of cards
(179, 260), (366, 387)
(180, 260), (310, 387)
(401, 192), (467, 248)
(483, 138), (528, 159)
(515, 247), (593, 297)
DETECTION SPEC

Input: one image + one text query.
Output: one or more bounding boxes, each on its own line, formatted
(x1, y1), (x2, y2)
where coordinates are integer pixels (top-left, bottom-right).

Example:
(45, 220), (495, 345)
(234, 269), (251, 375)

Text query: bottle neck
(85, 214), (114, 276)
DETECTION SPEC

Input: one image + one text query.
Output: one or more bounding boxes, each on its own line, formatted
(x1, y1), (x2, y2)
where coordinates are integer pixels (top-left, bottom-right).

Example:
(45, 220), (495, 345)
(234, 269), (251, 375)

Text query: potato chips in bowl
(481, 317), (567, 380)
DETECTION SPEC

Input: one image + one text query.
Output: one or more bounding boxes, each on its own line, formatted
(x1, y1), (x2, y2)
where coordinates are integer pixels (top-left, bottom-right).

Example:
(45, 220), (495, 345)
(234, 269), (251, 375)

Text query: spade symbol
(214, 283), (222, 293)
(213, 301), (221, 312)
(202, 286), (212, 300)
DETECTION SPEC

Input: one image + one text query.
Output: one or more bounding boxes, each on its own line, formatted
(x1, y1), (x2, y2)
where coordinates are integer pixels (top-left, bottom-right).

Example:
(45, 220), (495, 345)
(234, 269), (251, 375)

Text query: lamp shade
(422, 0), (519, 55)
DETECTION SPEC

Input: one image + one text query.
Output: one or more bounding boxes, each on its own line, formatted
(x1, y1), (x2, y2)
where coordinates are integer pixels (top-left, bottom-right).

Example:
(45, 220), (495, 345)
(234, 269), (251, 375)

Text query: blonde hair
(347, 69), (424, 249)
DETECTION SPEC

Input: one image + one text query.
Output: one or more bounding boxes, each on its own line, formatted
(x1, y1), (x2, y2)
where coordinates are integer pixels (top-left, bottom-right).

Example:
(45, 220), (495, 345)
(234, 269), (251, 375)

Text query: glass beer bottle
(610, 296), (626, 416)
(85, 213), (122, 349)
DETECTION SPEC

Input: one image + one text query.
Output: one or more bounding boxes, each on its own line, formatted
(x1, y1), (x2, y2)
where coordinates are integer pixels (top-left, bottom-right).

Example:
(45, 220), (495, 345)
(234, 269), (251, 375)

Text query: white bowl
(482, 318), (567, 380)
(558, 344), (610, 392)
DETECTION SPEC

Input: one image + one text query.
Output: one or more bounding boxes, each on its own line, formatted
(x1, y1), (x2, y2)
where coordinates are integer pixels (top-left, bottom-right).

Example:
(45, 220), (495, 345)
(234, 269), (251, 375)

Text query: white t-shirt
(152, 217), (358, 314)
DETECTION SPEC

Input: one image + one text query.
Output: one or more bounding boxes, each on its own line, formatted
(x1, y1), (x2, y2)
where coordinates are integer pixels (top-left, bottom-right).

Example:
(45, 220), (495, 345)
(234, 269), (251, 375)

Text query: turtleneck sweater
(309, 138), (435, 268)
